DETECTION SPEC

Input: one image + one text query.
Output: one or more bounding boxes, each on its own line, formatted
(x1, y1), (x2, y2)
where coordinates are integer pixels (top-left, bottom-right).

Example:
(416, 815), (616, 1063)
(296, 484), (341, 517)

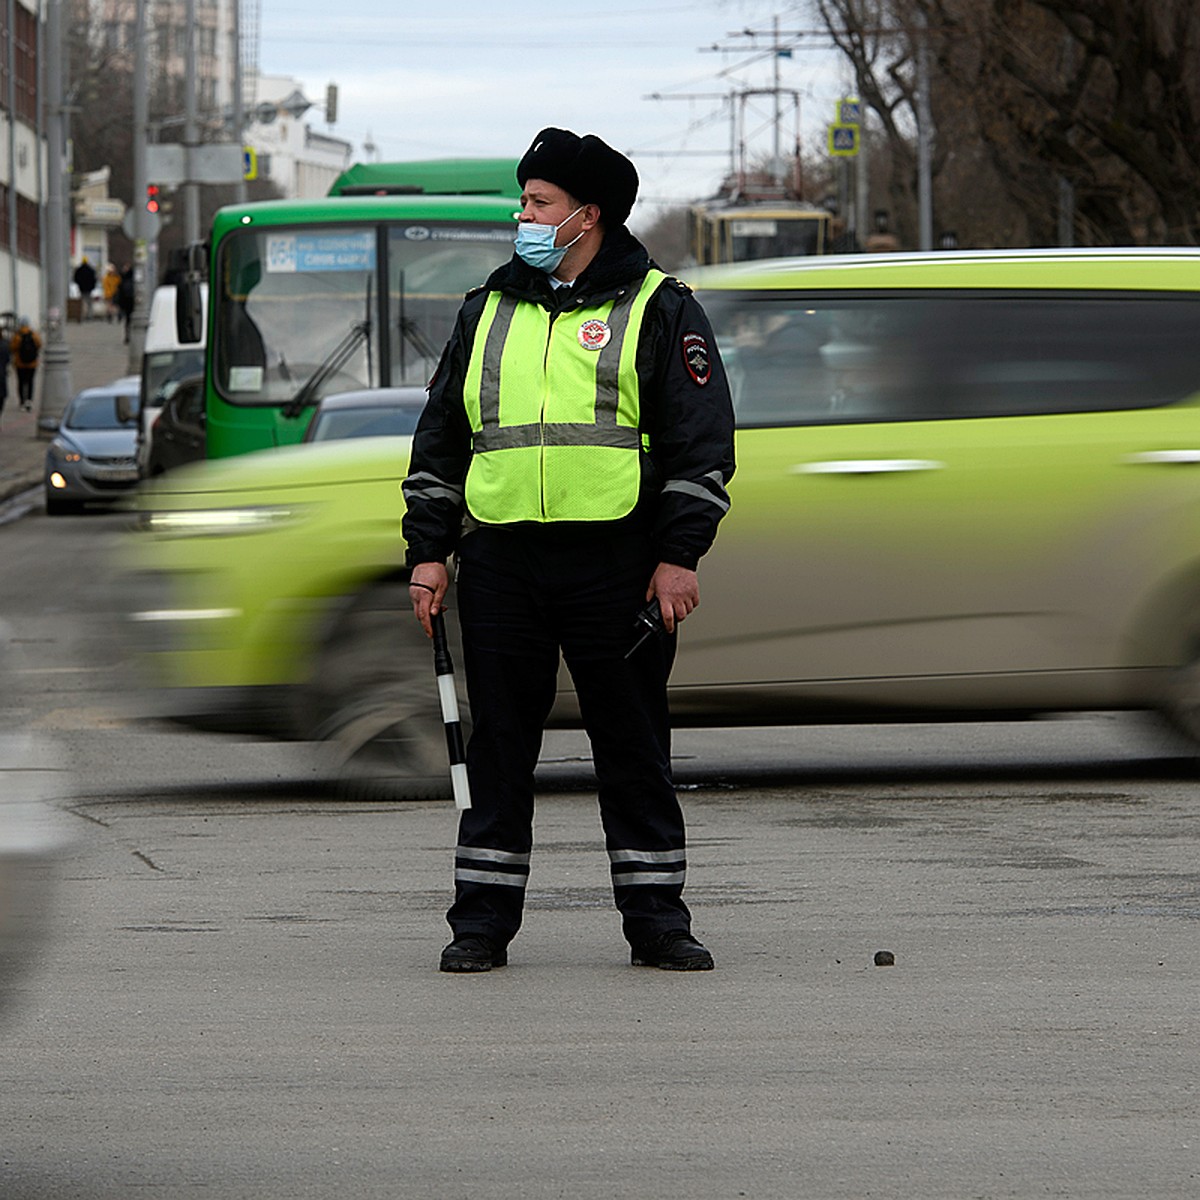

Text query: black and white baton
(431, 610), (471, 810)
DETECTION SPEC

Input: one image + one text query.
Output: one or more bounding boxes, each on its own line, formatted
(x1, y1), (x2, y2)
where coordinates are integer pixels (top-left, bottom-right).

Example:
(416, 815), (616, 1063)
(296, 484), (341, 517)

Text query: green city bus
(327, 158), (520, 197)
(182, 160), (520, 459)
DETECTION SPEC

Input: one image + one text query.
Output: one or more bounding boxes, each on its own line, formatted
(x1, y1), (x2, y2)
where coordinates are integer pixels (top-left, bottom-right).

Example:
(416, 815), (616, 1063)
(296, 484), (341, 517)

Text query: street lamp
(38, 0), (74, 433)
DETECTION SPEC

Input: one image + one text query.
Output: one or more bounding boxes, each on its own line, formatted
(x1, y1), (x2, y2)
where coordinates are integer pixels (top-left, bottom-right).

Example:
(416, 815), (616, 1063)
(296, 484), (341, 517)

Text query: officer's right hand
(408, 562), (449, 639)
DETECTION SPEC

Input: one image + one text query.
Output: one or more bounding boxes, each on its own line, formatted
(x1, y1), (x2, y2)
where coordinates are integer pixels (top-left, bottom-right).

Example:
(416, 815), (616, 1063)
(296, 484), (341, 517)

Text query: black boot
(439, 934), (508, 973)
(630, 929), (714, 971)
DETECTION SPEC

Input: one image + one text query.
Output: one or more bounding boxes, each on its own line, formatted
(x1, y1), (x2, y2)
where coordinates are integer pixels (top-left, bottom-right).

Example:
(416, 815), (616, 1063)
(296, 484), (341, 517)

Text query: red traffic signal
(146, 184), (161, 214)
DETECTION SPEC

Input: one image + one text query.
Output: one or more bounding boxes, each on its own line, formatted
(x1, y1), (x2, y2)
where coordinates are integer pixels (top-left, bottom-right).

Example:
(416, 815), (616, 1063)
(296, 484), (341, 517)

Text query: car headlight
(137, 505), (308, 538)
(48, 437), (81, 463)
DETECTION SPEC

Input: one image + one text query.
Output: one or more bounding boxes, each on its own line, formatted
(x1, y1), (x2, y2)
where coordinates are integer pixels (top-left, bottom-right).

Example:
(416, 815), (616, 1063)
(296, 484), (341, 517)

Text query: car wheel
(1159, 630), (1200, 752)
(315, 582), (458, 800)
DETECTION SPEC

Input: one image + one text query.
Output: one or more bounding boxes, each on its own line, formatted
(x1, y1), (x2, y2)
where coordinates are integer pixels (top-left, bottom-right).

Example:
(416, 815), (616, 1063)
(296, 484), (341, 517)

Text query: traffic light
(146, 184), (161, 214)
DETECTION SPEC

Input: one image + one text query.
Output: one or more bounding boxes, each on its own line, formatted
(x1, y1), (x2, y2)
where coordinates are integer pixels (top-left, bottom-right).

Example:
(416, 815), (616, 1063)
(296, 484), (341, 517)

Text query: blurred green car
(123, 248), (1200, 794)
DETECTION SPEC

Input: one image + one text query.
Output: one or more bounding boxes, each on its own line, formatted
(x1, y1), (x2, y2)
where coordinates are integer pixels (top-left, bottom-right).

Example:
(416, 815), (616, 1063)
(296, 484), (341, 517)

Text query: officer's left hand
(648, 563), (699, 634)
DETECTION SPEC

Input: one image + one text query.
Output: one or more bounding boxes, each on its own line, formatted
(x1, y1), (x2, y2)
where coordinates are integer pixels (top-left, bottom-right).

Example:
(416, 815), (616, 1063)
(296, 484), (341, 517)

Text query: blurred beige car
(123, 248), (1200, 795)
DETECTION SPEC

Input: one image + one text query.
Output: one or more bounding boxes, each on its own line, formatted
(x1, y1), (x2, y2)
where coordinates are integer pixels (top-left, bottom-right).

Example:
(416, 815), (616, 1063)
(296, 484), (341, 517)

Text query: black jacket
(74, 262), (97, 294)
(402, 226), (735, 571)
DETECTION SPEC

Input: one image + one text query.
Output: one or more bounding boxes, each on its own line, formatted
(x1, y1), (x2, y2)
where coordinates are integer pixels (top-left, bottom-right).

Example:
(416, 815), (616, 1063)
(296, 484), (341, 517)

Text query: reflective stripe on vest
(462, 269), (667, 523)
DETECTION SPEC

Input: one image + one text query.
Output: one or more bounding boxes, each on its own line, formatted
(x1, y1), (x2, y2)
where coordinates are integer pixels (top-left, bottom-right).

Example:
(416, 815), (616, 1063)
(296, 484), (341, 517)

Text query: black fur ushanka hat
(516, 127), (639, 227)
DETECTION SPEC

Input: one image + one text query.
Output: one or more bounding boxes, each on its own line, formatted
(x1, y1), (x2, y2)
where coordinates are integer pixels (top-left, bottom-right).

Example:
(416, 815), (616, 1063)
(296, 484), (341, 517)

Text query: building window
(13, 4), (39, 125)
(17, 192), (40, 261)
(0, 183), (40, 264)
(1, 3), (37, 124)
(0, 4), (9, 111)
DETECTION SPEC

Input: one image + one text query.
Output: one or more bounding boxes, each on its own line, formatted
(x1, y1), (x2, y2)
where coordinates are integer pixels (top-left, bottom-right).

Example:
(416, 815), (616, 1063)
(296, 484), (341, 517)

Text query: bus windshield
(203, 170), (522, 458)
(727, 215), (827, 260)
(388, 222), (515, 384)
(213, 219), (515, 405)
(689, 205), (832, 265)
(216, 225), (377, 405)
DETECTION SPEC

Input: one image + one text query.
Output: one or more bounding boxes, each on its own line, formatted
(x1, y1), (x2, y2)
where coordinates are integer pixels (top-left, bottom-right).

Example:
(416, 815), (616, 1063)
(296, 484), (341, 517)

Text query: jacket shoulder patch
(682, 331), (711, 386)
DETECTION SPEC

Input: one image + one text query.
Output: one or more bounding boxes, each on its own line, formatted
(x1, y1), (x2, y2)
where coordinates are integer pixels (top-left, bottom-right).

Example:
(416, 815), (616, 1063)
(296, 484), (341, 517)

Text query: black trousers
(448, 524), (692, 947)
(15, 367), (35, 404)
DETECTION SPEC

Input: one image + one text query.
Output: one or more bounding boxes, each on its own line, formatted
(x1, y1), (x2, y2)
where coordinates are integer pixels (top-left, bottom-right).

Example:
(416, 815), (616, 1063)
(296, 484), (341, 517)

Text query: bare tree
(66, 4), (282, 279)
(812, 0), (1200, 246)
(813, 0), (928, 246)
(962, 0), (1200, 243)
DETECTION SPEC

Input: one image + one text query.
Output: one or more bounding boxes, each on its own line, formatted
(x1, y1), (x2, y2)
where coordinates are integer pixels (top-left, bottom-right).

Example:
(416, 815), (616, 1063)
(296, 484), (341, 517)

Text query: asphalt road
(2, 501), (1199, 1199)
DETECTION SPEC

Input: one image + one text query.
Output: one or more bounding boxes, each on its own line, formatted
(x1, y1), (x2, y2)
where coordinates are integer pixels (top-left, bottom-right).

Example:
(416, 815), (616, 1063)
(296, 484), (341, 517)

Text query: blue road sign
(828, 124), (860, 157)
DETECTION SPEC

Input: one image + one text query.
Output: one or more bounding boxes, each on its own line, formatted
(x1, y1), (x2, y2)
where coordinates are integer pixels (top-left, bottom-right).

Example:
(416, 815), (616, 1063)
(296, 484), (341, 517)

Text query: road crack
(131, 848), (164, 872)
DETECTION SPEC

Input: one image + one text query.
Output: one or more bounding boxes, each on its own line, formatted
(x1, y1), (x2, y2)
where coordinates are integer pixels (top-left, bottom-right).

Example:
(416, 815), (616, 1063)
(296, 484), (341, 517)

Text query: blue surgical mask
(514, 206), (585, 273)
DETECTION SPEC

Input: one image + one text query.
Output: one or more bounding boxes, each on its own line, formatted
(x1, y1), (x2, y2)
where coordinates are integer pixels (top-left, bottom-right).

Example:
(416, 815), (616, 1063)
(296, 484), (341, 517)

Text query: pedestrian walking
(73, 258), (98, 321)
(0, 335), (9, 424)
(10, 317), (41, 411)
(403, 127), (736, 974)
(117, 265), (135, 343)
(102, 262), (121, 323)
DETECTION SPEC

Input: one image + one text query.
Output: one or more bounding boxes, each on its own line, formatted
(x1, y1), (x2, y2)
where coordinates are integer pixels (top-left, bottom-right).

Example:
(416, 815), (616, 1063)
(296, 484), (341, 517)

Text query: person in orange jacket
(10, 317), (41, 411)
(102, 262), (121, 323)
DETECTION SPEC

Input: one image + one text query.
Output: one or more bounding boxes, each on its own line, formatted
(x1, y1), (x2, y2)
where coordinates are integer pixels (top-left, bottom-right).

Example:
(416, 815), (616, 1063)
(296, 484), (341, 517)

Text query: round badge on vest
(578, 319), (612, 351)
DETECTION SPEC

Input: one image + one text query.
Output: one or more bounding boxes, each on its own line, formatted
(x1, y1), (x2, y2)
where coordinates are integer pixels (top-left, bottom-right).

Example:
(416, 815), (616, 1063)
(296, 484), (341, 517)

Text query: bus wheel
(315, 583), (454, 800)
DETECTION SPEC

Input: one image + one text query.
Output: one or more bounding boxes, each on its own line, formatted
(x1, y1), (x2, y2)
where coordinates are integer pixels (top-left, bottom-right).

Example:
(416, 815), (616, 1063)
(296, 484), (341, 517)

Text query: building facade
(244, 74), (353, 199)
(88, 0), (234, 125)
(1, 0), (44, 325)
(82, 2), (353, 200)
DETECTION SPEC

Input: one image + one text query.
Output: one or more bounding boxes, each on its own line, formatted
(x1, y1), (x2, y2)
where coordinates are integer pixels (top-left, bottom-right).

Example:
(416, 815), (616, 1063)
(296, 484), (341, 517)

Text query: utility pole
(38, 0), (73, 432)
(771, 15), (782, 186)
(232, 0), (247, 203)
(697, 22), (814, 197)
(6, 0), (18, 319)
(127, 0), (152, 373)
(855, 116), (869, 248)
(183, 0), (200, 243)
(144, 0), (248, 253)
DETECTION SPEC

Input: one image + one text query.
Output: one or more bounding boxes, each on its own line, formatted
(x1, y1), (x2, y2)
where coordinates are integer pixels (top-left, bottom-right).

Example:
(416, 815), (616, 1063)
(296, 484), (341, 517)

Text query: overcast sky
(256, 1), (852, 230)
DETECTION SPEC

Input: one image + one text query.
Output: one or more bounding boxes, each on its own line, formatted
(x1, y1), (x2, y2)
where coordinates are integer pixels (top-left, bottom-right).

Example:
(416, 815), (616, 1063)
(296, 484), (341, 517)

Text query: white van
(137, 284), (207, 476)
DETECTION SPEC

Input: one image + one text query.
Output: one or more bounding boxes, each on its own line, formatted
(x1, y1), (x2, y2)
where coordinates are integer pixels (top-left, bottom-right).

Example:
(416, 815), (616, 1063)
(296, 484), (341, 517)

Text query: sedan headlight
(47, 437), (81, 463)
(137, 504), (308, 538)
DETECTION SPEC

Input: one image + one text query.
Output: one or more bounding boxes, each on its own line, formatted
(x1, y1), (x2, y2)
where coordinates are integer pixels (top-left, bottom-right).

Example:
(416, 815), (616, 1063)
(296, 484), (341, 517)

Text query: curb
(0, 470), (43, 505)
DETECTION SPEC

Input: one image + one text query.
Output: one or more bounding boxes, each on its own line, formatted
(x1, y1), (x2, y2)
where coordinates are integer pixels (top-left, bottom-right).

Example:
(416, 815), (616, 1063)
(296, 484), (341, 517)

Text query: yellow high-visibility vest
(462, 269), (667, 523)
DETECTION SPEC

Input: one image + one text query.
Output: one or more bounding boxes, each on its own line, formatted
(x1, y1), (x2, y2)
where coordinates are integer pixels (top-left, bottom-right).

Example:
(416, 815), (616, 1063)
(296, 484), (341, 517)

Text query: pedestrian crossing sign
(828, 124), (860, 157)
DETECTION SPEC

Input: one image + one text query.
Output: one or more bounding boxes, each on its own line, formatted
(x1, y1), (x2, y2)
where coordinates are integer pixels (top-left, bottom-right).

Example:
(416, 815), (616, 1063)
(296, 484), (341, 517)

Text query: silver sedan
(44, 377), (141, 515)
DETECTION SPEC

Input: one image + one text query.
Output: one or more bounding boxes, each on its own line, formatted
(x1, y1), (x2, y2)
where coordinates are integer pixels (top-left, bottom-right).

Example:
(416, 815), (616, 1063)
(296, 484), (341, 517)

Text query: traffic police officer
(403, 128), (735, 972)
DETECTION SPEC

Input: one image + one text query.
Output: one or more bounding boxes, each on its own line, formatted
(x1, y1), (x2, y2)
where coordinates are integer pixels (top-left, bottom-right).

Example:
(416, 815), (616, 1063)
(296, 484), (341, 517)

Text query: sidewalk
(0, 317), (137, 504)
